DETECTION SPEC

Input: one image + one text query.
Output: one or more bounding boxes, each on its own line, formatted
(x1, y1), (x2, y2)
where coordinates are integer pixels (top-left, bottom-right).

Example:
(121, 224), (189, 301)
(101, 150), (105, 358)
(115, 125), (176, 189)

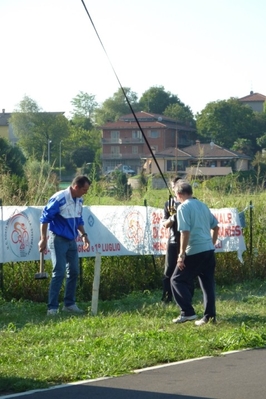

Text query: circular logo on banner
(123, 210), (145, 248)
(4, 212), (34, 258)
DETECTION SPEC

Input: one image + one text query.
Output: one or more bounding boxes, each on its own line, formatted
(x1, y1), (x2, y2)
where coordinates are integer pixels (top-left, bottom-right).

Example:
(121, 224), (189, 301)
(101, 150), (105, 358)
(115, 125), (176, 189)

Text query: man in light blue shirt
(171, 180), (219, 326)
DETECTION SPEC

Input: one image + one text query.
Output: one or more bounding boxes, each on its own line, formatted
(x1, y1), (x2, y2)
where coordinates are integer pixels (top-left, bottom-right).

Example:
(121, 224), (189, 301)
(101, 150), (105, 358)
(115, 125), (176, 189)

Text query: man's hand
(38, 238), (47, 253)
(177, 254), (186, 270)
(82, 235), (90, 250)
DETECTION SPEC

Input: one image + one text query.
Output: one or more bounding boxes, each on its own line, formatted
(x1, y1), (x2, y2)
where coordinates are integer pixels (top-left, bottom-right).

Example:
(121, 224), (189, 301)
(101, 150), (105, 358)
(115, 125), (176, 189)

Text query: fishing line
(80, 0), (171, 195)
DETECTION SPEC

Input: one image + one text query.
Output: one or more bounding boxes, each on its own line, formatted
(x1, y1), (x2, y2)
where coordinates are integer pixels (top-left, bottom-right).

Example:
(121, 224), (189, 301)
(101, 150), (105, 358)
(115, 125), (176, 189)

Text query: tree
(257, 134), (266, 148)
(139, 86), (183, 114)
(164, 103), (195, 126)
(254, 112), (266, 149)
(231, 138), (253, 156)
(94, 87), (141, 125)
(71, 91), (98, 119)
(10, 96), (71, 164)
(196, 98), (256, 151)
(70, 91), (98, 130)
(0, 137), (26, 176)
(63, 124), (102, 171)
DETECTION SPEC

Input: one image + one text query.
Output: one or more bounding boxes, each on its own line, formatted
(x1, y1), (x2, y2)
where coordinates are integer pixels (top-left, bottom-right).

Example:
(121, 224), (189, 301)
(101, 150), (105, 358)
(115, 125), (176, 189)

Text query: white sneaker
(195, 317), (208, 326)
(47, 309), (59, 316)
(62, 304), (84, 313)
(172, 314), (197, 323)
(195, 317), (216, 326)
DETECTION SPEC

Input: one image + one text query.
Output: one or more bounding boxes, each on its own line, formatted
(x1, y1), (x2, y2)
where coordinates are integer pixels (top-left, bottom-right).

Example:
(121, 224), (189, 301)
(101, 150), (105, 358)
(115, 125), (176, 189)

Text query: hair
(174, 179), (193, 195)
(171, 176), (182, 184)
(71, 175), (91, 188)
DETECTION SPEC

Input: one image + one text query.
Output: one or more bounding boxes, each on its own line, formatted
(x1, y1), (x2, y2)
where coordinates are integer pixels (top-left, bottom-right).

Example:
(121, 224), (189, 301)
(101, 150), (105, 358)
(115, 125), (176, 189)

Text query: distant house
(144, 140), (251, 178)
(0, 109), (17, 145)
(101, 111), (197, 173)
(0, 109), (65, 146)
(239, 91), (266, 113)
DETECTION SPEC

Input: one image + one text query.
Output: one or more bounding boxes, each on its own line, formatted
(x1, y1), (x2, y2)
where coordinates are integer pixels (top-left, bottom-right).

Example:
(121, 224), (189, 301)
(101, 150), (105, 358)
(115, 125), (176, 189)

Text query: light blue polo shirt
(176, 198), (218, 255)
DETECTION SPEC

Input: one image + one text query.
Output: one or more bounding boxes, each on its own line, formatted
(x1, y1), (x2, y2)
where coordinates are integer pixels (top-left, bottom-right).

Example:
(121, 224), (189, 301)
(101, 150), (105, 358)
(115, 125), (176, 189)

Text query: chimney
(2, 109), (5, 114)
(250, 91), (253, 95)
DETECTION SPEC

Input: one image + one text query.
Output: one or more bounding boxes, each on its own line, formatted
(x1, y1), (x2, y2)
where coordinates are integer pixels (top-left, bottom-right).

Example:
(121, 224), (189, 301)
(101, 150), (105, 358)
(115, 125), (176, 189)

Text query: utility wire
(80, 0), (171, 194)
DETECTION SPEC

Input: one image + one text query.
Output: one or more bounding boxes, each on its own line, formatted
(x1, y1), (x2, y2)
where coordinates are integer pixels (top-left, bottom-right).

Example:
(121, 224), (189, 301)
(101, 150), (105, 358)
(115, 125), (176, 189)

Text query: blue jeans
(48, 233), (79, 310)
(171, 250), (216, 319)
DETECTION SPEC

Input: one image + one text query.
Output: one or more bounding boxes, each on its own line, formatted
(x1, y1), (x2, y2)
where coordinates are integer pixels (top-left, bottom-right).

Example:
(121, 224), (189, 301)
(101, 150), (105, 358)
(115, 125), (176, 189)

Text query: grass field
(0, 281), (266, 395)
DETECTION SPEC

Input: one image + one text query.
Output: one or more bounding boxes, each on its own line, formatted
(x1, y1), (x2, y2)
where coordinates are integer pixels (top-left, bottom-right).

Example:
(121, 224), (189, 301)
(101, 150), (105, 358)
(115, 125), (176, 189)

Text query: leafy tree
(70, 91), (98, 130)
(70, 116), (93, 131)
(63, 124), (102, 172)
(139, 86), (183, 114)
(254, 112), (266, 149)
(231, 138), (253, 156)
(94, 87), (141, 125)
(164, 103), (195, 126)
(0, 137), (26, 176)
(196, 98), (256, 150)
(10, 96), (71, 165)
(70, 91), (98, 119)
(257, 134), (266, 148)
(111, 170), (132, 200)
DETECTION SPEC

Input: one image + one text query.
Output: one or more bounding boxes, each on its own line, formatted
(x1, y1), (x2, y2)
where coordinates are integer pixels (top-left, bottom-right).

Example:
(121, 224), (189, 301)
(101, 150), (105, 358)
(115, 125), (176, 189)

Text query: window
(110, 131), (120, 143)
(132, 146), (138, 154)
(148, 130), (160, 138)
(132, 130), (142, 139)
(111, 146), (120, 154)
(167, 160), (186, 171)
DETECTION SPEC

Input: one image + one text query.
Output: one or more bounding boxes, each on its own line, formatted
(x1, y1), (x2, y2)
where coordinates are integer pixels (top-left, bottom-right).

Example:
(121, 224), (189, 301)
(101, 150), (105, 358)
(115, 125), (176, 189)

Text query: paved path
(2, 348), (266, 399)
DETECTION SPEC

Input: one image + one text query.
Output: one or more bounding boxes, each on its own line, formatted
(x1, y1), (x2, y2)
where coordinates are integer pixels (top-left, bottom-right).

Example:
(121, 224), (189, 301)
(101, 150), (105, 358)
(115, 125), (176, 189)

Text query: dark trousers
(171, 250), (216, 319)
(162, 243), (178, 301)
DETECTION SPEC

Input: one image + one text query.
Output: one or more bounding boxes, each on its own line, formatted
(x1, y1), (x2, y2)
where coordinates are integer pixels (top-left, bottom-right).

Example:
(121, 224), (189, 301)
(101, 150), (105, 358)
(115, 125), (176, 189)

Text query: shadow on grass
(224, 313), (266, 324)
(0, 376), (50, 396)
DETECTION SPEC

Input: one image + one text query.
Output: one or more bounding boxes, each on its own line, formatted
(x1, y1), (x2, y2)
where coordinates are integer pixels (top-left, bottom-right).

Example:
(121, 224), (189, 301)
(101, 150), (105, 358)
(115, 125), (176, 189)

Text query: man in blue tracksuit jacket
(38, 175), (91, 315)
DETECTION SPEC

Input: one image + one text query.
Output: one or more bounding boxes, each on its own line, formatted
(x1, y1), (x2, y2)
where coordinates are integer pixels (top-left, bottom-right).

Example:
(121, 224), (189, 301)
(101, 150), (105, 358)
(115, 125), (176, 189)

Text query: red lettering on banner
(151, 211), (163, 225)
(159, 226), (167, 239)
(153, 242), (167, 251)
(213, 212), (232, 224)
(153, 226), (158, 239)
(218, 225), (241, 237)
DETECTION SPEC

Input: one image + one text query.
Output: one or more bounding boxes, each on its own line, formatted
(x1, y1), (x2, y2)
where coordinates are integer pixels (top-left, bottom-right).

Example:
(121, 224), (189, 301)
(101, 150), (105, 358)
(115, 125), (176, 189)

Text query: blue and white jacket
(40, 187), (84, 240)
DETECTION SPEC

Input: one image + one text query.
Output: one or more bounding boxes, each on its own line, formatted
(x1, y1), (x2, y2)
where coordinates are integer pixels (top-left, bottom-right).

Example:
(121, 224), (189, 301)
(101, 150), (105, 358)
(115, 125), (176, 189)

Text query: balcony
(102, 137), (145, 144)
(102, 152), (146, 160)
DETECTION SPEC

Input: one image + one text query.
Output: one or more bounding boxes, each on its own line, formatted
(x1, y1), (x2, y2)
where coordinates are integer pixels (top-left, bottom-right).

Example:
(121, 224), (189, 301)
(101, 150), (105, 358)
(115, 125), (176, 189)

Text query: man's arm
(179, 230), (190, 256)
(163, 216), (174, 228)
(38, 223), (48, 252)
(211, 225), (219, 245)
(177, 230), (190, 270)
(77, 225), (90, 249)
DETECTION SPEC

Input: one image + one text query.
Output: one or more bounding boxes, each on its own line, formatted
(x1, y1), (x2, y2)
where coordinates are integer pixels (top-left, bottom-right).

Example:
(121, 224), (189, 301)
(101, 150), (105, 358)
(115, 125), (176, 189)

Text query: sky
(1, 0), (266, 118)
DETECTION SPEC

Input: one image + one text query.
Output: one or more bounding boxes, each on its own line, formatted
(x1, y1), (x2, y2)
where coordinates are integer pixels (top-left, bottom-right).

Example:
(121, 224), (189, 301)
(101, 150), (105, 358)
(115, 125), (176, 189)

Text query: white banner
(0, 206), (246, 263)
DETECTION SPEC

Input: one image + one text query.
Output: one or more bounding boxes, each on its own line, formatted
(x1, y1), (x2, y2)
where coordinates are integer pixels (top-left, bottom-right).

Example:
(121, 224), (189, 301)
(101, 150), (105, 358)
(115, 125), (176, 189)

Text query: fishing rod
(80, 0), (172, 196)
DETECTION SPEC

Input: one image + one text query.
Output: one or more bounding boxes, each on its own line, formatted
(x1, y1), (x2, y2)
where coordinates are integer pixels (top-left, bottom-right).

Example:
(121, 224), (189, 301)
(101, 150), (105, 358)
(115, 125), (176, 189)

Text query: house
(145, 140), (251, 178)
(239, 91), (266, 113)
(0, 109), (65, 147)
(0, 109), (17, 145)
(101, 111), (197, 173)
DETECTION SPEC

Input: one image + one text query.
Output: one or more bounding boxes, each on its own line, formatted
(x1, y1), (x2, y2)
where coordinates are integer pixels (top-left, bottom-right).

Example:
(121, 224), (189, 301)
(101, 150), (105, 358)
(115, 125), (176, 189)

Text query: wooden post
(91, 252), (101, 315)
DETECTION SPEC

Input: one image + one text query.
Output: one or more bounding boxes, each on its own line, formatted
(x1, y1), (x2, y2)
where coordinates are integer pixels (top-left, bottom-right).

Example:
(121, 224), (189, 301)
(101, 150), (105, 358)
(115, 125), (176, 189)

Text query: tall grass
(1, 172), (266, 301)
